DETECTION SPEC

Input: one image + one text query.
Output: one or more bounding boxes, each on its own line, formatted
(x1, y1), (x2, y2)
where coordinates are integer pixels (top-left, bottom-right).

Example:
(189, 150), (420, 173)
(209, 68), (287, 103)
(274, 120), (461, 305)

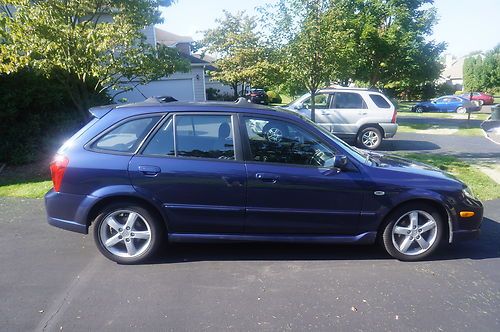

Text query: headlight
(462, 186), (476, 200)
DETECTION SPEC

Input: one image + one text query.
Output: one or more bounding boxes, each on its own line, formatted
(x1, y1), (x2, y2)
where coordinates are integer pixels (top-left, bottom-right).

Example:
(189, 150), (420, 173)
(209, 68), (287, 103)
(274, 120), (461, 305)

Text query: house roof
(154, 28), (193, 46)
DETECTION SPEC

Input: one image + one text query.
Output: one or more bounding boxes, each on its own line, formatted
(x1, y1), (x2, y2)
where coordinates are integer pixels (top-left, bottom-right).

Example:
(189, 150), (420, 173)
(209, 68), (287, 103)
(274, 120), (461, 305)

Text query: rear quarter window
(91, 116), (161, 153)
(369, 94), (391, 108)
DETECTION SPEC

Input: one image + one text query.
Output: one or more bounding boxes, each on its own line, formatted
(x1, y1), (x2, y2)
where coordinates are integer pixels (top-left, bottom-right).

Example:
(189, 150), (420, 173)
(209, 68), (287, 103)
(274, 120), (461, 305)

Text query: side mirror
(324, 155), (348, 171)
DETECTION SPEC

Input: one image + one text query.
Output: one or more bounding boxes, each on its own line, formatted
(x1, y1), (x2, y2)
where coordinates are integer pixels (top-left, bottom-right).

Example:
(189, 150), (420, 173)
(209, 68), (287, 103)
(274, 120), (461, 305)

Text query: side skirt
(168, 232), (377, 245)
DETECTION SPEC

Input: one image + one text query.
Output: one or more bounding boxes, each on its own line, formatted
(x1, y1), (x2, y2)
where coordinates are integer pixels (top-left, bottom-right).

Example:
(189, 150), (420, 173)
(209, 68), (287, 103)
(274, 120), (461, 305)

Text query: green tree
(262, 0), (354, 121)
(201, 10), (280, 98)
(464, 44), (500, 93)
(0, 0), (189, 119)
(342, 0), (444, 89)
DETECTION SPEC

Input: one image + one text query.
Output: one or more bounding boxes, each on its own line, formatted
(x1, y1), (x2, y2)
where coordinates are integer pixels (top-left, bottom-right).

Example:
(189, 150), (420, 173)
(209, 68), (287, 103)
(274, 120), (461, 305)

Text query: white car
(286, 87), (398, 150)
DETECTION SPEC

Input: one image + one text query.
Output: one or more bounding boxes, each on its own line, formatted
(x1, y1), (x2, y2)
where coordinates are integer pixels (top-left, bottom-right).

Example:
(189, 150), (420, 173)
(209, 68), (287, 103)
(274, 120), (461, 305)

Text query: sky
(158, 0), (500, 58)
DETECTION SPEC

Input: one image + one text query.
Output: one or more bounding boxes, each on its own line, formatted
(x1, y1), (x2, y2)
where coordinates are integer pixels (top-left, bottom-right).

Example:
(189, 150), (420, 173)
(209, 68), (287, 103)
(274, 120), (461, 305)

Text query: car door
(329, 92), (368, 134)
(241, 114), (366, 235)
(128, 113), (246, 234)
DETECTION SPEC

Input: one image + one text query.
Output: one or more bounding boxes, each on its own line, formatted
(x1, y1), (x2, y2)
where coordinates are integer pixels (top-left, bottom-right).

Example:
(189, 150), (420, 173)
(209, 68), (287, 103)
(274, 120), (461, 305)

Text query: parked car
(461, 92), (495, 106)
(45, 99), (483, 264)
(412, 95), (481, 113)
(286, 87), (397, 150)
(246, 88), (269, 105)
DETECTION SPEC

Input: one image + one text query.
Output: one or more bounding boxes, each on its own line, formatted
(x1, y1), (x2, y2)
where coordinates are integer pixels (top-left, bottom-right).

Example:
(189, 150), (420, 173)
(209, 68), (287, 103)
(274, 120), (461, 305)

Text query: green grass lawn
(400, 153), (500, 201)
(397, 124), (484, 136)
(397, 112), (490, 120)
(0, 180), (52, 198)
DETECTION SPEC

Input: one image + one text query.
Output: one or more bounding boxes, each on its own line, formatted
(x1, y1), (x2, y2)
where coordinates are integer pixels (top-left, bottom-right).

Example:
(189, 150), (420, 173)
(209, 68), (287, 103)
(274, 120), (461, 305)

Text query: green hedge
(0, 70), (85, 164)
(266, 90), (282, 103)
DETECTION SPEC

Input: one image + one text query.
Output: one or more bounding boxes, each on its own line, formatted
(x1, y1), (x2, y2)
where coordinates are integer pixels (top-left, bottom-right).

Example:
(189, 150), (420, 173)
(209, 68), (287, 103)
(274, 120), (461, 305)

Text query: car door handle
(138, 165), (161, 177)
(359, 112), (367, 115)
(256, 173), (279, 183)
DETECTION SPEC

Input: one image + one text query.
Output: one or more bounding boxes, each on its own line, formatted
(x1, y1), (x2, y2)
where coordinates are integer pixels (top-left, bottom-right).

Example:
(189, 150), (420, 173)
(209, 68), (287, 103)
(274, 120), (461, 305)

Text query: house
(440, 54), (466, 91)
(115, 27), (231, 103)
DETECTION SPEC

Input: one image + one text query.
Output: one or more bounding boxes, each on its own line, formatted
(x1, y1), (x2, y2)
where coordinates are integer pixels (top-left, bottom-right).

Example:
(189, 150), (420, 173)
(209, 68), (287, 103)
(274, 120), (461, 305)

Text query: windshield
(275, 107), (369, 165)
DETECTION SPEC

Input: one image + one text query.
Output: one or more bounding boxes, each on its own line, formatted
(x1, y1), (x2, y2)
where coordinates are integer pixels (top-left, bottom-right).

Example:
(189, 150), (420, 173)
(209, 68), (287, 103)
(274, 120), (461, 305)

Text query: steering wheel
(308, 149), (324, 166)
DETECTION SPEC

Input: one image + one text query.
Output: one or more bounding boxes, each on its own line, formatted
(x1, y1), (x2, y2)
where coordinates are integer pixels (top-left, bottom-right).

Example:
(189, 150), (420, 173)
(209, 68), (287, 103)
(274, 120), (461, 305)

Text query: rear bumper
(45, 189), (98, 234)
(379, 123), (398, 138)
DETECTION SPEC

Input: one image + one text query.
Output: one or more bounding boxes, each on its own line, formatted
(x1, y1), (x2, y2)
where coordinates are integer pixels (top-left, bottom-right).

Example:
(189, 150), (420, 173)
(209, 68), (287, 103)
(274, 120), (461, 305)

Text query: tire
(456, 106), (467, 114)
(415, 106), (424, 113)
(381, 203), (444, 261)
(93, 203), (164, 264)
(357, 127), (382, 150)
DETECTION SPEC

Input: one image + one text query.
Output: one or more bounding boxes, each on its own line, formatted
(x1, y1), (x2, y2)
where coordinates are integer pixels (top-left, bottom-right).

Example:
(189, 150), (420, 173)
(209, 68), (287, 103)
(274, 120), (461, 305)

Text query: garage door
(115, 79), (194, 103)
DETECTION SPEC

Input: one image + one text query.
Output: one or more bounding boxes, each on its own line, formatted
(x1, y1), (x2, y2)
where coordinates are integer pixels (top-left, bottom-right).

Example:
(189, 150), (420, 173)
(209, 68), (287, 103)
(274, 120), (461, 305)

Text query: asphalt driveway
(1, 197), (499, 331)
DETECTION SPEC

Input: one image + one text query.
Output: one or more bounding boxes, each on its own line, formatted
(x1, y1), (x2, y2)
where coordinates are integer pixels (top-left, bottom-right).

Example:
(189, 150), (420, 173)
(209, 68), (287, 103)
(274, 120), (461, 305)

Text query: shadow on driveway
(145, 217), (499, 265)
(379, 139), (441, 151)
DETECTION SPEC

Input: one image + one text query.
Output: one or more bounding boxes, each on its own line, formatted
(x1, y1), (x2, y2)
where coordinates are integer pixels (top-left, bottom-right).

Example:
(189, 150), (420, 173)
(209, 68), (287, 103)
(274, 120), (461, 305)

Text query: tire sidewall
(381, 203), (444, 261)
(357, 127), (382, 150)
(93, 203), (163, 264)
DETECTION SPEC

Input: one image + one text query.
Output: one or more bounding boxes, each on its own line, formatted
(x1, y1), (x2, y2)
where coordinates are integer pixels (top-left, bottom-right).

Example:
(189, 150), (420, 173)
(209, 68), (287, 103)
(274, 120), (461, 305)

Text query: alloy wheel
(391, 210), (438, 256)
(98, 210), (152, 258)
(361, 130), (379, 148)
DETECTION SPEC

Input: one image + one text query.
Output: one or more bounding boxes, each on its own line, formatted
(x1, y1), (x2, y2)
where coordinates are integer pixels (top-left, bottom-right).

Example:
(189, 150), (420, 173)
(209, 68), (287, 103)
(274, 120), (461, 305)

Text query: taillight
(50, 155), (69, 192)
(391, 109), (397, 123)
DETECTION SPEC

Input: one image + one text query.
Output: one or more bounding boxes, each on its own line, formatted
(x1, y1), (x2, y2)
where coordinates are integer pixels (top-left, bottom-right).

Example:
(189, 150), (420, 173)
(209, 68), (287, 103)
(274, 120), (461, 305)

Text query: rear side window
(369, 94), (391, 108)
(92, 116), (160, 153)
(142, 114), (235, 160)
(332, 92), (366, 109)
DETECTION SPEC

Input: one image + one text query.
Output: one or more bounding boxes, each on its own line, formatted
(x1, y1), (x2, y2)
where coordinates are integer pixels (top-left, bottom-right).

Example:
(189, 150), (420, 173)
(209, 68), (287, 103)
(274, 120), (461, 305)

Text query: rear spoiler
(88, 104), (117, 119)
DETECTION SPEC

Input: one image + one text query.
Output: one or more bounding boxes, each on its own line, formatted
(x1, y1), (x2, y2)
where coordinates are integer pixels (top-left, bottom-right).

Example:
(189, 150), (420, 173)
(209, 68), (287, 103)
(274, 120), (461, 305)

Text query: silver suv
(286, 87), (398, 149)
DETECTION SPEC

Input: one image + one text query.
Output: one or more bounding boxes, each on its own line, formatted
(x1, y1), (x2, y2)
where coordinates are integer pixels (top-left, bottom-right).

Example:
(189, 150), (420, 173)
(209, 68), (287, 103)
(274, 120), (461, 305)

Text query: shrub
(0, 69), (105, 165)
(266, 90), (282, 103)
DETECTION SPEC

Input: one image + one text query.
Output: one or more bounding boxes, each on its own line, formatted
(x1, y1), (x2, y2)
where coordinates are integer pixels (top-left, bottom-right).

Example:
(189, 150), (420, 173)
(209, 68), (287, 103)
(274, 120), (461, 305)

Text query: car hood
(367, 152), (463, 184)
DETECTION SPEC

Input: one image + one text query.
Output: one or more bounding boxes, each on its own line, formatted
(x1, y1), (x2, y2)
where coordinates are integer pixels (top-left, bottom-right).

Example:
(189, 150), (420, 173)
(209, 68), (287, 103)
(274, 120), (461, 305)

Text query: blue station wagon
(45, 98), (483, 263)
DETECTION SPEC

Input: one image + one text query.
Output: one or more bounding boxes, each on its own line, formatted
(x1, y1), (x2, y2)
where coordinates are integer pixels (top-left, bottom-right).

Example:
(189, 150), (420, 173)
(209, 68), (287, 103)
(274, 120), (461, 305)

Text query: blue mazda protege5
(45, 98), (483, 264)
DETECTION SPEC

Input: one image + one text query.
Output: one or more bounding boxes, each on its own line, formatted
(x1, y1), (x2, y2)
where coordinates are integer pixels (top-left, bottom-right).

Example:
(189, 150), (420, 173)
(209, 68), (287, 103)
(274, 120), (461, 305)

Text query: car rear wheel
(381, 203), (444, 261)
(357, 127), (382, 150)
(93, 203), (164, 264)
(415, 106), (424, 113)
(456, 106), (467, 114)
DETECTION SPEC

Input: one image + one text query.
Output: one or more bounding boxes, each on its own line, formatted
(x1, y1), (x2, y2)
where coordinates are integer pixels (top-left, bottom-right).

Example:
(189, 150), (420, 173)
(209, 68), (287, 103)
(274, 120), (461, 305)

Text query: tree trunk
(231, 83), (238, 99)
(310, 89), (316, 123)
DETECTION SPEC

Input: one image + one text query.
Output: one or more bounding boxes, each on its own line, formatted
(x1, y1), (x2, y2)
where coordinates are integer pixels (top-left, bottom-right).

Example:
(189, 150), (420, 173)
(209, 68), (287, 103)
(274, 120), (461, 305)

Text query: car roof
(105, 99), (300, 120)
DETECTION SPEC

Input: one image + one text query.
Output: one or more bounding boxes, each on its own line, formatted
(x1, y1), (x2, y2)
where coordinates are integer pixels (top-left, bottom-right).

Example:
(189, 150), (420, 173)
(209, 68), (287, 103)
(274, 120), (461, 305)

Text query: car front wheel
(415, 106), (424, 113)
(93, 203), (164, 264)
(357, 127), (382, 150)
(382, 203), (444, 261)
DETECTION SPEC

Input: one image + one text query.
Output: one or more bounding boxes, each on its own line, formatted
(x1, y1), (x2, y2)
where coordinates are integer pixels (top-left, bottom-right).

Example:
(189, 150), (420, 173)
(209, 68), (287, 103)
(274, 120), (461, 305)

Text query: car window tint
(93, 116), (160, 153)
(303, 93), (331, 109)
(332, 92), (366, 109)
(244, 117), (335, 167)
(175, 115), (234, 160)
(369, 94), (391, 108)
(142, 118), (175, 156)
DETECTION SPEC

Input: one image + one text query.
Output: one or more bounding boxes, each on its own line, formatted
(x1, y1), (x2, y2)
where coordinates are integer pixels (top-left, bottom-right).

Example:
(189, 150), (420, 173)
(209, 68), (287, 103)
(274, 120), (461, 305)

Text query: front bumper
(45, 189), (98, 234)
(379, 123), (398, 138)
(449, 197), (483, 243)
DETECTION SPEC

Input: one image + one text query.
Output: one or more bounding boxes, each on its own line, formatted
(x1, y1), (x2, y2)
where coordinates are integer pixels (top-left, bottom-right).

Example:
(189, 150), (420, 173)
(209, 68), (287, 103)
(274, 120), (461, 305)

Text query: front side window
(332, 92), (366, 109)
(302, 93), (331, 109)
(92, 116), (160, 153)
(244, 117), (335, 167)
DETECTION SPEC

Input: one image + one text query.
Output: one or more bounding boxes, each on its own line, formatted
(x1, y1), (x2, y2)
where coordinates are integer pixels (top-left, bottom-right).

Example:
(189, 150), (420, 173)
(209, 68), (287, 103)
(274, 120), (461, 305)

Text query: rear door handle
(138, 165), (161, 177)
(256, 173), (279, 183)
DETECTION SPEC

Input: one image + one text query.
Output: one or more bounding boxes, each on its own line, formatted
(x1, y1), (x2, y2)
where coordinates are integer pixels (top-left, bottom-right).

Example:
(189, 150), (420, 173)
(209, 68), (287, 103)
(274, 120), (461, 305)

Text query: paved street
(1, 197), (499, 331)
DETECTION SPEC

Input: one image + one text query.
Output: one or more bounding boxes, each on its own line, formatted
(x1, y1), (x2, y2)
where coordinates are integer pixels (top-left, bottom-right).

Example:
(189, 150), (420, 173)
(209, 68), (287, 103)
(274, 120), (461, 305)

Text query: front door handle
(256, 173), (279, 183)
(138, 165), (161, 177)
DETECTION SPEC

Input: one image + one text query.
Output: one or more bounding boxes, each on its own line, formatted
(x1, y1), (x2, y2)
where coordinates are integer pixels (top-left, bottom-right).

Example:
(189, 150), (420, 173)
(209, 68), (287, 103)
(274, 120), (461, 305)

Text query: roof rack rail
(144, 96), (178, 103)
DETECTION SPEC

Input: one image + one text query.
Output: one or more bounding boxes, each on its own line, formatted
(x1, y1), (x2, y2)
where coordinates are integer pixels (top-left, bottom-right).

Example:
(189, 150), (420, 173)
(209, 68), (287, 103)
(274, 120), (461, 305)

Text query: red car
(462, 92), (495, 105)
